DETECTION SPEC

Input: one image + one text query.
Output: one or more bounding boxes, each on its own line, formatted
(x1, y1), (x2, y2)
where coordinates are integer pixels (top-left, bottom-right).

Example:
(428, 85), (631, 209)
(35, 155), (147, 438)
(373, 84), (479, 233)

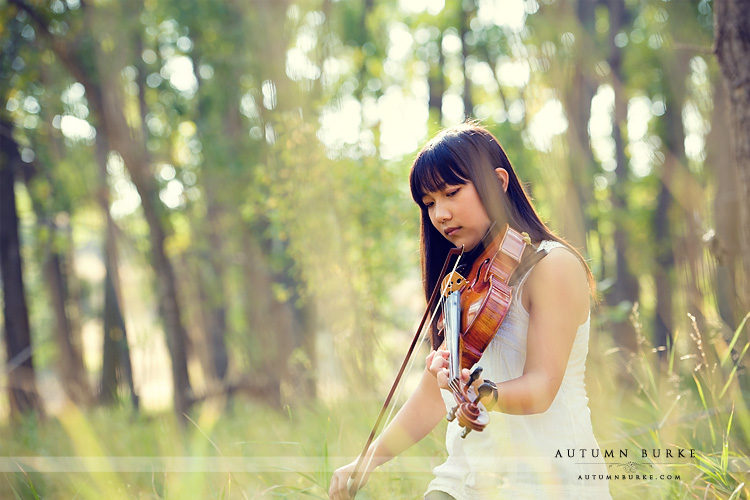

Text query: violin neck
(444, 290), (462, 382)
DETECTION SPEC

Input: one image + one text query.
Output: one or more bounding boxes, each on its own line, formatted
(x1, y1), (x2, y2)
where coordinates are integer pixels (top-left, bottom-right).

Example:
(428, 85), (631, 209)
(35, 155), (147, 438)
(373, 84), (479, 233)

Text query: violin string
(445, 252), (464, 389)
(356, 251), (464, 493)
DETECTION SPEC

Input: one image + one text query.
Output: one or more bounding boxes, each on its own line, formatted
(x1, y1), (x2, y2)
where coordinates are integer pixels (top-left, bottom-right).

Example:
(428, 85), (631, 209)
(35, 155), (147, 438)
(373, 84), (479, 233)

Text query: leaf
(692, 373), (716, 445)
(4, 474), (24, 500)
(721, 312), (750, 367)
(719, 342), (750, 399)
(728, 482), (746, 500)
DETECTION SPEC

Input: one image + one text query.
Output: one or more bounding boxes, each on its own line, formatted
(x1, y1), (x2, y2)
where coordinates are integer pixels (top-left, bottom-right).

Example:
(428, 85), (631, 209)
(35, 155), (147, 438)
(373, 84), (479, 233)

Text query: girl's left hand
(426, 350), (478, 390)
(426, 349), (450, 389)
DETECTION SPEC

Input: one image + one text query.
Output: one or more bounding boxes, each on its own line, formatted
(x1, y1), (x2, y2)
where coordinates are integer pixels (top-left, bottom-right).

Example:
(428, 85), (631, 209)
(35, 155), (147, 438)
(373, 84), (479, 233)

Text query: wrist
(478, 380), (498, 412)
(367, 440), (391, 469)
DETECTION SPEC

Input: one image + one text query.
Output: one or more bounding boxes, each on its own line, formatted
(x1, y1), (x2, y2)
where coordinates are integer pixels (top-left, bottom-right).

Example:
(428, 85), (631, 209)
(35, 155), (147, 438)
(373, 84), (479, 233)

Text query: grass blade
(720, 342), (750, 399)
(721, 312), (750, 367)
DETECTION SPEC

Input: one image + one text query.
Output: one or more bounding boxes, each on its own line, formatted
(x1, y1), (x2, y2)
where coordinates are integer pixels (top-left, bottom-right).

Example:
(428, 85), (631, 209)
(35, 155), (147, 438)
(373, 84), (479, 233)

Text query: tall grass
(1, 310), (749, 499)
(0, 395), (440, 499)
(593, 307), (750, 500)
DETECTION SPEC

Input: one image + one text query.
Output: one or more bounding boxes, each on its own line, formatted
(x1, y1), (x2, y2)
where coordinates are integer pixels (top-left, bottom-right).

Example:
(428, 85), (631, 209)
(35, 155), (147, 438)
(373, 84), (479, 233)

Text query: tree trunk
(652, 171), (674, 352)
(651, 47), (690, 351)
(460, 0), (474, 119)
(21, 78), (92, 405)
(241, 232), (285, 408)
(11, 0), (191, 417)
(186, 48), (232, 385)
(84, 5), (192, 417)
(706, 68), (742, 336)
(0, 117), (44, 417)
(45, 250), (92, 404)
(20, 164), (92, 406)
(202, 189), (229, 382)
(714, 0), (750, 316)
(562, 0), (599, 253)
(606, 0), (639, 354)
(428, 31), (445, 126)
(95, 129), (138, 409)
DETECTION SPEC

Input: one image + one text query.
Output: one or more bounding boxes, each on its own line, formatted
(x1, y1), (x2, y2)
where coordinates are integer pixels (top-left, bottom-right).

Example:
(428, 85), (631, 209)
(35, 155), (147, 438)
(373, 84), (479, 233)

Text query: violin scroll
(446, 366), (490, 438)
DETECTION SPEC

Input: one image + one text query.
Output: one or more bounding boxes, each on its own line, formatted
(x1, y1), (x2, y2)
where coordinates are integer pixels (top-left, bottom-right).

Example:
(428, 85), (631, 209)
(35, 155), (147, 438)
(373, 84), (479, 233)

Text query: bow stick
(346, 246), (465, 498)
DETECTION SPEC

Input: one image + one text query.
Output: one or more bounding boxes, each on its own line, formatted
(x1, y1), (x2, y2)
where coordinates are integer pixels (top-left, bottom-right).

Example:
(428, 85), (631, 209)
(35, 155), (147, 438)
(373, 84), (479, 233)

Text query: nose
(433, 200), (451, 223)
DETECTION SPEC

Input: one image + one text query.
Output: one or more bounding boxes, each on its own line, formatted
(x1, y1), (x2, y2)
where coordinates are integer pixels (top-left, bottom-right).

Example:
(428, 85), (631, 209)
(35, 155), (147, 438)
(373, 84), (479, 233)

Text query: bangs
(409, 145), (469, 207)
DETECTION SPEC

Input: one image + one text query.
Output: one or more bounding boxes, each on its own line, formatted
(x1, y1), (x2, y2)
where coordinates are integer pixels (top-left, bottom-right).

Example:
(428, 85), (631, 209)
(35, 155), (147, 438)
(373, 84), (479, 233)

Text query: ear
(495, 168), (509, 193)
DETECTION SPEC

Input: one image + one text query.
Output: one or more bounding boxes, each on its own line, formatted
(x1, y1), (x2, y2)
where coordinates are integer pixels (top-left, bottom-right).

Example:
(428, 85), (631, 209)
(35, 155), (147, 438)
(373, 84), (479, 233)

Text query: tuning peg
(447, 405), (457, 422)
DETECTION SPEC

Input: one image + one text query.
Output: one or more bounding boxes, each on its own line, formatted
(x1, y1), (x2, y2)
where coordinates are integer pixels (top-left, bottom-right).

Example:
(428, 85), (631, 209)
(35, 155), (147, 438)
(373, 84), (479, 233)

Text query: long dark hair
(409, 123), (594, 337)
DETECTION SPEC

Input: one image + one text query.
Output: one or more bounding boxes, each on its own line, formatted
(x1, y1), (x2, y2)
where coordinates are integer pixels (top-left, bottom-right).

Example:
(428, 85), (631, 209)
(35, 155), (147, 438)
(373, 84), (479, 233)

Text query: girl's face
(420, 181), (492, 252)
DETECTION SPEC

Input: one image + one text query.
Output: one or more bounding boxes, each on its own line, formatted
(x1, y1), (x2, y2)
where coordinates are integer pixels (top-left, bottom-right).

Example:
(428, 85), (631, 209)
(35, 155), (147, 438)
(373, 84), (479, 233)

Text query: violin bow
(346, 246), (464, 498)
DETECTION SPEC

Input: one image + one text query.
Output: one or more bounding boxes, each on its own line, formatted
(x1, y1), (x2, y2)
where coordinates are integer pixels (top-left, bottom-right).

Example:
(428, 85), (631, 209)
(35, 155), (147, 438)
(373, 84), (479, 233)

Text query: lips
(444, 227), (460, 237)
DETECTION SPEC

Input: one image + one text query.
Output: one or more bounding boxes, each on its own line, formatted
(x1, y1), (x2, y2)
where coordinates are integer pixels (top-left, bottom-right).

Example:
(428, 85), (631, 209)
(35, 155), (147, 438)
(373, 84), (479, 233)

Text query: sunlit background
(1, 0), (748, 498)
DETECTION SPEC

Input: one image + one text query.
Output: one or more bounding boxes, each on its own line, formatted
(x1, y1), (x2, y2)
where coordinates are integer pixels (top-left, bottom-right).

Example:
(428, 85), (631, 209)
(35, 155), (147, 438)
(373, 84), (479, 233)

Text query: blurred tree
(714, 0), (750, 319)
(8, 0), (194, 417)
(167, 0), (244, 389)
(459, 0), (475, 118)
(2, 0), (744, 418)
(18, 45), (93, 406)
(96, 129), (138, 409)
(649, 1), (693, 350)
(606, 0), (639, 354)
(706, 61), (743, 336)
(1, 9), (44, 419)
(0, 118), (44, 418)
(20, 133), (92, 406)
(558, 0), (600, 255)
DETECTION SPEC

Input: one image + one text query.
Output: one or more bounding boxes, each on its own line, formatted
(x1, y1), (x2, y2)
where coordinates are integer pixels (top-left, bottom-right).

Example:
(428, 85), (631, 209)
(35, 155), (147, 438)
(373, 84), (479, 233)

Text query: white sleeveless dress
(426, 241), (611, 499)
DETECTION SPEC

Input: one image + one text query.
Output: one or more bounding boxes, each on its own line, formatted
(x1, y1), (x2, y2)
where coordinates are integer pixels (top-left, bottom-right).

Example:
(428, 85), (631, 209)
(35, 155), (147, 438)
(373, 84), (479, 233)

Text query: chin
(462, 241), (480, 252)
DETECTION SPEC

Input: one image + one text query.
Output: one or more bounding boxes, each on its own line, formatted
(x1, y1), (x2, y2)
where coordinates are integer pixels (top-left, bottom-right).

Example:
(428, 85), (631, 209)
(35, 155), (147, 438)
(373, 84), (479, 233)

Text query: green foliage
(590, 306), (750, 499)
(0, 398), (443, 499)
(2, 0), (748, 497)
(3, 305), (750, 499)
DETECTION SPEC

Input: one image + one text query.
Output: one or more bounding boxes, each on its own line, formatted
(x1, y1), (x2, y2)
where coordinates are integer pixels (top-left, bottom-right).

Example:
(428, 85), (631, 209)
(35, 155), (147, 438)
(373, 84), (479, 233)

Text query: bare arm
(494, 247), (590, 414)
(427, 249), (590, 415)
(365, 366), (447, 465)
(329, 366), (446, 500)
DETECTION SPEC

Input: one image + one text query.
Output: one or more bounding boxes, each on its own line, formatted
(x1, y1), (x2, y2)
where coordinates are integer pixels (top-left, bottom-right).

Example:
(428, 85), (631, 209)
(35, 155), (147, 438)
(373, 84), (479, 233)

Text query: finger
(328, 476), (336, 500)
(429, 355), (441, 370)
(332, 481), (348, 500)
(436, 368), (450, 389)
(425, 351), (435, 367)
(343, 476), (357, 500)
(330, 473), (349, 500)
(330, 473), (342, 500)
(430, 355), (447, 376)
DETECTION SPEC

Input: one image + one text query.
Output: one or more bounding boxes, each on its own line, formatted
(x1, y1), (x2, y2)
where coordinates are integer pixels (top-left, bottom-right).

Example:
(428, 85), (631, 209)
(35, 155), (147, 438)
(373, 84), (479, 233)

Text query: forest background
(1, 0), (750, 498)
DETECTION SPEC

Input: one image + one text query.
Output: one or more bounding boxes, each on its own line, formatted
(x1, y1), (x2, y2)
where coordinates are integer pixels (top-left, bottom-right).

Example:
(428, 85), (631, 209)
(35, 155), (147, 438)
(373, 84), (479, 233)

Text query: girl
(329, 123), (611, 499)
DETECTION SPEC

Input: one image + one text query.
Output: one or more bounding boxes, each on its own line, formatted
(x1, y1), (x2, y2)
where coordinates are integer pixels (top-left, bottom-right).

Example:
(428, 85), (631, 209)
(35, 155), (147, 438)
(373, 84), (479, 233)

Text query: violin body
(454, 226), (527, 369)
(440, 225), (528, 437)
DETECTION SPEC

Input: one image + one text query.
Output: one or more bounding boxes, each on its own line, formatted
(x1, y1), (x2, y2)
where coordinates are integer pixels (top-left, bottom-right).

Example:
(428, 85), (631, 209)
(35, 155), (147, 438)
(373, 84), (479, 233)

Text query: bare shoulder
(523, 246), (590, 324)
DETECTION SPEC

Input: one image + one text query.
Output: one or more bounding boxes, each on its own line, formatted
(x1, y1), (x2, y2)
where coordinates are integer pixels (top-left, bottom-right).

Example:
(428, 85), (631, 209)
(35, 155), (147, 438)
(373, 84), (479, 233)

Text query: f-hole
(474, 258), (490, 284)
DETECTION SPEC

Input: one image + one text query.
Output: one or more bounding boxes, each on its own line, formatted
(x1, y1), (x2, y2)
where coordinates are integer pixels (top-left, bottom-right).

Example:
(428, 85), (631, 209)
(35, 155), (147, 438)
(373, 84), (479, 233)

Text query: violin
(438, 224), (531, 437)
(346, 224), (545, 497)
